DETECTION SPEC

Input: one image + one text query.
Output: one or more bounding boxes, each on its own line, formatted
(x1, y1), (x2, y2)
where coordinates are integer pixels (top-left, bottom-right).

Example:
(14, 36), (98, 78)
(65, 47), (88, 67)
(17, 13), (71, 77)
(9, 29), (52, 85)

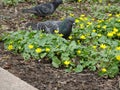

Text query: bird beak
(73, 23), (75, 25)
(72, 23), (76, 27)
(73, 22), (76, 26)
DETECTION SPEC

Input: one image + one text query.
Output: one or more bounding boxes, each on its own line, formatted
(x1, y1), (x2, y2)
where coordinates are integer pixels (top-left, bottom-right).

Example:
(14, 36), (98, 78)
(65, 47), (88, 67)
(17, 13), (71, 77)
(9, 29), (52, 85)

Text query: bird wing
(44, 21), (58, 33)
(22, 7), (37, 14)
(38, 3), (54, 14)
(26, 22), (38, 30)
(37, 22), (47, 32)
(37, 21), (55, 33)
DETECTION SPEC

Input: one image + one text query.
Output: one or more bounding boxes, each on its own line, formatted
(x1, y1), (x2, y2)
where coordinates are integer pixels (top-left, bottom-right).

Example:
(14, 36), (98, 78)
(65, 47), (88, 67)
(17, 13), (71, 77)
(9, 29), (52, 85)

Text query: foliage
(72, 14), (120, 77)
(90, 2), (120, 19)
(65, 0), (120, 20)
(2, 0), (35, 6)
(66, 0), (120, 3)
(2, 13), (120, 78)
(2, 0), (24, 6)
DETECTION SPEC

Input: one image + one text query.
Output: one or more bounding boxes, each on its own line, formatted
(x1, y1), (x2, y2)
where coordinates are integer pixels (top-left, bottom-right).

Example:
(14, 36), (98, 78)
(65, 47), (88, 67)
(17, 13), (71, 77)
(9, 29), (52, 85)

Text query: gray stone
(0, 67), (38, 90)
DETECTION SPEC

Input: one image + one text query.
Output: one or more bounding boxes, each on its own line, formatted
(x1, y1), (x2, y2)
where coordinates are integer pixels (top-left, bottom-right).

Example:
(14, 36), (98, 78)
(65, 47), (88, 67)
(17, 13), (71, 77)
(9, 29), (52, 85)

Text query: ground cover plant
(2, 0), (35, 6)
(0, 0), (120, 89)
(2, 13), (120, 78)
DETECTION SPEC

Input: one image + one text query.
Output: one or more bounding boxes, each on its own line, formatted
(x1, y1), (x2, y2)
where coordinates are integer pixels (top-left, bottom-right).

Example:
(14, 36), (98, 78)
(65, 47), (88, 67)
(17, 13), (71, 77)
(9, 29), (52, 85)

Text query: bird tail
(26, 22), (38, 30)
(22, 8), (36, 14)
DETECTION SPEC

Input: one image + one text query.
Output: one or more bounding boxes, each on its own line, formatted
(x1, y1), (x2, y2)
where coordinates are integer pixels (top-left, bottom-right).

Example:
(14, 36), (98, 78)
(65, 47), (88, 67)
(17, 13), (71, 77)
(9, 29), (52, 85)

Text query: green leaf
(74, 65), (83, 72)
(52, 56), (61, 68)
(22, 53), (30, 60)
(68, 41), (77, 51)
(108, 64), (119, 78)
(65, 67), (73, 72)
(61, 53), (70, 60)
(40, 53), (47, 58)
(89, 66), (96, 71)
(91, 32), (97, 37)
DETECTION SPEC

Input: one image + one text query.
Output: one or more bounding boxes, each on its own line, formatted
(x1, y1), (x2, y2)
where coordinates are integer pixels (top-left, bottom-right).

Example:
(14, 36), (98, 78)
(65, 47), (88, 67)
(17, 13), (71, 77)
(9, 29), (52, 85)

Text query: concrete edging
(0, 67), (38, 90)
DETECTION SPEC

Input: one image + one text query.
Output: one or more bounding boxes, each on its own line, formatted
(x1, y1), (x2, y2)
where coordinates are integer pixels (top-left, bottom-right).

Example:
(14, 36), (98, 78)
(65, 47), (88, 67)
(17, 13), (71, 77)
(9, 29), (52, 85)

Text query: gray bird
(22, 0), (63, 17)
(26, 17), (75, 39)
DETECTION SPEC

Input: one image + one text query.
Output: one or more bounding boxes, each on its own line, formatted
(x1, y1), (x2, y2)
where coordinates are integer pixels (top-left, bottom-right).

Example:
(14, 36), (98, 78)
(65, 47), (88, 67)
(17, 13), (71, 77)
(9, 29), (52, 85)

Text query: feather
(22, 0), (63, 17)
(26, 17), (75, 39)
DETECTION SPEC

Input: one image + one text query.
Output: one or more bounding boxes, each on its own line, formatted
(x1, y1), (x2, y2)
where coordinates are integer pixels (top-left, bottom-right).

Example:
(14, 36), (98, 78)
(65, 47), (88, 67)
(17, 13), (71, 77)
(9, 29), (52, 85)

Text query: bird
(22, 0), (63, 17)
(26, 17), (75, 39)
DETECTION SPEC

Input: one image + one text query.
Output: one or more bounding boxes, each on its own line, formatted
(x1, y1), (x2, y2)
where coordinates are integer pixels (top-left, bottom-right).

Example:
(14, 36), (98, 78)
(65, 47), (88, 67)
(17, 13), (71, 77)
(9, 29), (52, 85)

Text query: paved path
(0, 67), (38, 90)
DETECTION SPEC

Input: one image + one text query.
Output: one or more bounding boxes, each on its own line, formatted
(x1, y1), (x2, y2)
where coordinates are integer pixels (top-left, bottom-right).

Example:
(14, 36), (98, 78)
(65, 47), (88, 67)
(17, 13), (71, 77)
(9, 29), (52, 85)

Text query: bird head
(65, 17), (75, 24)
(26, 22), (38, 30)
(54, 0), (63, 4)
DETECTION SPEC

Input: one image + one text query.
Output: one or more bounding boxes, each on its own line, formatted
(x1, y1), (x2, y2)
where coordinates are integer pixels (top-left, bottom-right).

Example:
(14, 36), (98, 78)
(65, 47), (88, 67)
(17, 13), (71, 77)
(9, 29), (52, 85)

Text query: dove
(22, 0), (63, 17)
(26, 17), (75, 39)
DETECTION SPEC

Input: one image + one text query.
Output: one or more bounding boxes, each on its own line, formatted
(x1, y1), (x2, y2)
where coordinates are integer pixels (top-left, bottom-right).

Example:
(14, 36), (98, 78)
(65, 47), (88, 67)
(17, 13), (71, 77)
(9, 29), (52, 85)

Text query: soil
(0, 1), (120, 90)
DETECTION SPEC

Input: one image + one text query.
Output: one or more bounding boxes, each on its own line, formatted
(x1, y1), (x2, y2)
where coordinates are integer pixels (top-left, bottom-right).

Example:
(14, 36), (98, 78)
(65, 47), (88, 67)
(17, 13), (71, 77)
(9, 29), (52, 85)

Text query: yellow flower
(69, 13), (74, 17)
(115, 14), (120, 17)
(113, 27), (118, 33)
(77, 50), (81, 54)
(79, 17), (84, 21)
(101, 68), (107, 73)
(99, 0), (102, 3)
(108, 13), (112, 17)
(58, 34), (63, 37)
(112, 31), (116, 34)
(78, 0), (82, 2)
(28, 44), (34, 49)
(64, 60), (70, 66)
(77, 40), (81, 44)
(92, 45), (97, 49)
(79, 23), (84, 29)
(83, 17), (88, 21)
(54, 30), (59, 34)
(108, 3), (111, 6)
(116, 55), (120, 61)
(46, 48), (50, 52)
(68, 36), (72, 40)
(116, 47), (120, 50)
(8, 45), (13, 50)
(97, 20), (103, 23)
(107, 32), (114, 37)
(35, 48), (42, 53)
(102, 25), (107, 29)
(117, 19), (120, 22)
(75, 19), (79, 23)
(92, 29), (96, 32)
(80, 35), (86, 39)
(80, 14), (85, 17)
(107, 17), (112, 22)
(97, 25), (101, 28)
(60, 17), (64, 20)
(39, 34), (43, 38)
(92, 18), (95, 21)
(100, 44), (107, 49)
(97, 33), (102, 37)
(87, 22), (92, 25)
(56, 45), (59, 48)
(117, 33), (120, 37)
(86, 33), (90, 36)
